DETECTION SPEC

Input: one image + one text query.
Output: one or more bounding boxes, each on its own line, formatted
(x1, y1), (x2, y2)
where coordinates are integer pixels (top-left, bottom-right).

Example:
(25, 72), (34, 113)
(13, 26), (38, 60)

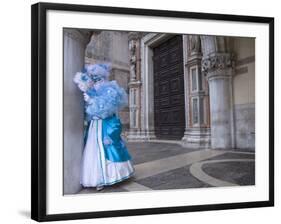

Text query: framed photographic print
(31, 2), (274, 222)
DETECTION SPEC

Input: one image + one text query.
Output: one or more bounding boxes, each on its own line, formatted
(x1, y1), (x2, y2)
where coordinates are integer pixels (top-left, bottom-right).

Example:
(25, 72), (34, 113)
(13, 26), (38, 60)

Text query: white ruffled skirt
(80, 119), (134, 188)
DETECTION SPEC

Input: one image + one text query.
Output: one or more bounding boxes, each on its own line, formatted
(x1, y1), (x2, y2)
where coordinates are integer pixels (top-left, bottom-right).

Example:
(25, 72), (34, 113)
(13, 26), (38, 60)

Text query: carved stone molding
(128, 80), (142, 88)
(129, 39), (137, 81)
(186, 55), (202, 67)
(64, 29), (91, 45)
(127, 32), (143, 138)
(202, 53), (235, 75)
(188, 35), (201, 55)
(128, 32), (143, 41)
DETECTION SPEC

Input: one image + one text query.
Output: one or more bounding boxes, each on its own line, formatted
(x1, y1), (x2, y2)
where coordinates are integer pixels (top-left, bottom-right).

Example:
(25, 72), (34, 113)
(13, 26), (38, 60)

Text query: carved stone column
(182, 35), (211, 148)
(202, 52), (235, 149)
(126, 32), (143, 141)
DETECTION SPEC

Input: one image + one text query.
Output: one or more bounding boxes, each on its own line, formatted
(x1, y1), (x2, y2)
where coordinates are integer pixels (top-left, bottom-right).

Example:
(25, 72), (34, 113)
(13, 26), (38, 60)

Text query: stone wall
(233, 37), (255, 105)
(232, 37), (255, 150)
(234, 103), (255, 150)
(85, 31), (130, 130)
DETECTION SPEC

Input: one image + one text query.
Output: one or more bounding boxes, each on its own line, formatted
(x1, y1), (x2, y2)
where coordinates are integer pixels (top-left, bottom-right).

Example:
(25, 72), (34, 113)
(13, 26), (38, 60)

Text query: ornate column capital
(202, 53), (235, 77)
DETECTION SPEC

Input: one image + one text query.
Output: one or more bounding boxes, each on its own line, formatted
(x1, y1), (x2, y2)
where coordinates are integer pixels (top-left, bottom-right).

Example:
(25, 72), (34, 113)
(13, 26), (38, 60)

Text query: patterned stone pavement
(79, 142), (255, 194)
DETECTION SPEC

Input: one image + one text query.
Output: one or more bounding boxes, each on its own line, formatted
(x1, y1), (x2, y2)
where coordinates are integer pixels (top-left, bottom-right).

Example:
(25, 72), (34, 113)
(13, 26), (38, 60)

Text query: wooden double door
(153, 35), (185, 140)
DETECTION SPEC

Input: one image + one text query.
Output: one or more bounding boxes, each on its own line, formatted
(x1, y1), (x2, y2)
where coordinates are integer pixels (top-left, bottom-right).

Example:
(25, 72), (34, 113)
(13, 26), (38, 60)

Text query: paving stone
(126, 142), (197, 165)
(78, 143), (255, 194)
(203, 152), (255, 161)
(202, 161), (255, 185)
(136, 165), (212, 190)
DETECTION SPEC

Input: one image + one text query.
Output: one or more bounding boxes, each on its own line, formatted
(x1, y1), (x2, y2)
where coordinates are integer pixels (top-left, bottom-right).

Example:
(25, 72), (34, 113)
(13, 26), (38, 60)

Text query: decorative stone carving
(126, 32), (144, 141)
(129, 39), (137, 81)
(202, 53), (235, 74)
(189, 35), (201, 54)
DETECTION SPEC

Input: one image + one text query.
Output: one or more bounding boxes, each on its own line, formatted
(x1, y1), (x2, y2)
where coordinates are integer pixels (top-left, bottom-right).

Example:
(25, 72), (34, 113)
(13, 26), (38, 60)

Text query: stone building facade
(63, 29), (255, 194)
(126, 32), (255, 151)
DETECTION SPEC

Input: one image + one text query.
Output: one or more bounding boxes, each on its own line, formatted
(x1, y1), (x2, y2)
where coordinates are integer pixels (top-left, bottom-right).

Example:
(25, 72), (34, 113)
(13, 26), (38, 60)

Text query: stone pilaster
(63, 29), (91, 194)
(181, 35), (211, 149)
(126, 32), (144, 141)
(202, 52), (235, 149)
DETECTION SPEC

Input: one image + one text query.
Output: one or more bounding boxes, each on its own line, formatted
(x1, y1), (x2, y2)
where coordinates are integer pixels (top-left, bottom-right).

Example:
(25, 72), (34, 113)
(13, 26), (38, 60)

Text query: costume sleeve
(85, 81), (128, 119)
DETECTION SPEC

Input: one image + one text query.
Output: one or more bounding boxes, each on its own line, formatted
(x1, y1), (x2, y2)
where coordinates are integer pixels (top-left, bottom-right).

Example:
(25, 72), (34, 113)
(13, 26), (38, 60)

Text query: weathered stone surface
(208, 76), (233, 149)
(202, 161), (255, 185)
(63, 29), (90, 194)
(234, 104), (255, 150)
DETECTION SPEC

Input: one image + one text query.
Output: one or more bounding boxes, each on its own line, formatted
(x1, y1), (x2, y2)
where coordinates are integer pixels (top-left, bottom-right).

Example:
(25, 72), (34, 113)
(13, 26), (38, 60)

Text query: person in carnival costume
(73, 63), (135, 191)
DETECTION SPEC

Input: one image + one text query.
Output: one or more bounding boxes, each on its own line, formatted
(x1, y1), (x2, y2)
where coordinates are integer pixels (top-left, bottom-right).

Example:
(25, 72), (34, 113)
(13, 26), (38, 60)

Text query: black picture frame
(31, 2), (274, 222)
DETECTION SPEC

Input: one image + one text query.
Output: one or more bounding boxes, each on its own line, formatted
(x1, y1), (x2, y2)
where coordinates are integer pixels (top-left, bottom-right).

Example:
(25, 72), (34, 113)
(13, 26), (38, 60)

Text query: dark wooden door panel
(153, 35), (185, 140)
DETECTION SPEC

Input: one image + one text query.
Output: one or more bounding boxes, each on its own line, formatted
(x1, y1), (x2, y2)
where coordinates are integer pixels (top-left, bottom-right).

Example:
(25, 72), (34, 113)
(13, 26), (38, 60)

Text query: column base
(125, 129), (156, 142)
(181, 128), (211, 149)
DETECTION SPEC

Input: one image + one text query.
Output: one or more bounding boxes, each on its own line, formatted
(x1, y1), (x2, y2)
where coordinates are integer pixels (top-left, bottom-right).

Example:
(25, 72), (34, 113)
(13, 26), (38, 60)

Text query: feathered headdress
(73, 63), (128, 119)
(73, 63), (111, 92)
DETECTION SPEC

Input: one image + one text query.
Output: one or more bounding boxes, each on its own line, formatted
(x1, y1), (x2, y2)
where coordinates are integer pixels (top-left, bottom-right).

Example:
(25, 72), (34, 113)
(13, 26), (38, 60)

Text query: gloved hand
(83, 93), (90, 102)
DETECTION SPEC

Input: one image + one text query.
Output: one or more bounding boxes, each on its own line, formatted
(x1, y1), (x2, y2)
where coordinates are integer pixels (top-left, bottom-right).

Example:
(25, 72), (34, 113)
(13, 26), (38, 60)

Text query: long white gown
(80, 119), (135, 188)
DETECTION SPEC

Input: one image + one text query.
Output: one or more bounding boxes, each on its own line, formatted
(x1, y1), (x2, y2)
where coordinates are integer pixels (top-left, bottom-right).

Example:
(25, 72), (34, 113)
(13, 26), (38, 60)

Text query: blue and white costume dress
(73, 63), (134, 188)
